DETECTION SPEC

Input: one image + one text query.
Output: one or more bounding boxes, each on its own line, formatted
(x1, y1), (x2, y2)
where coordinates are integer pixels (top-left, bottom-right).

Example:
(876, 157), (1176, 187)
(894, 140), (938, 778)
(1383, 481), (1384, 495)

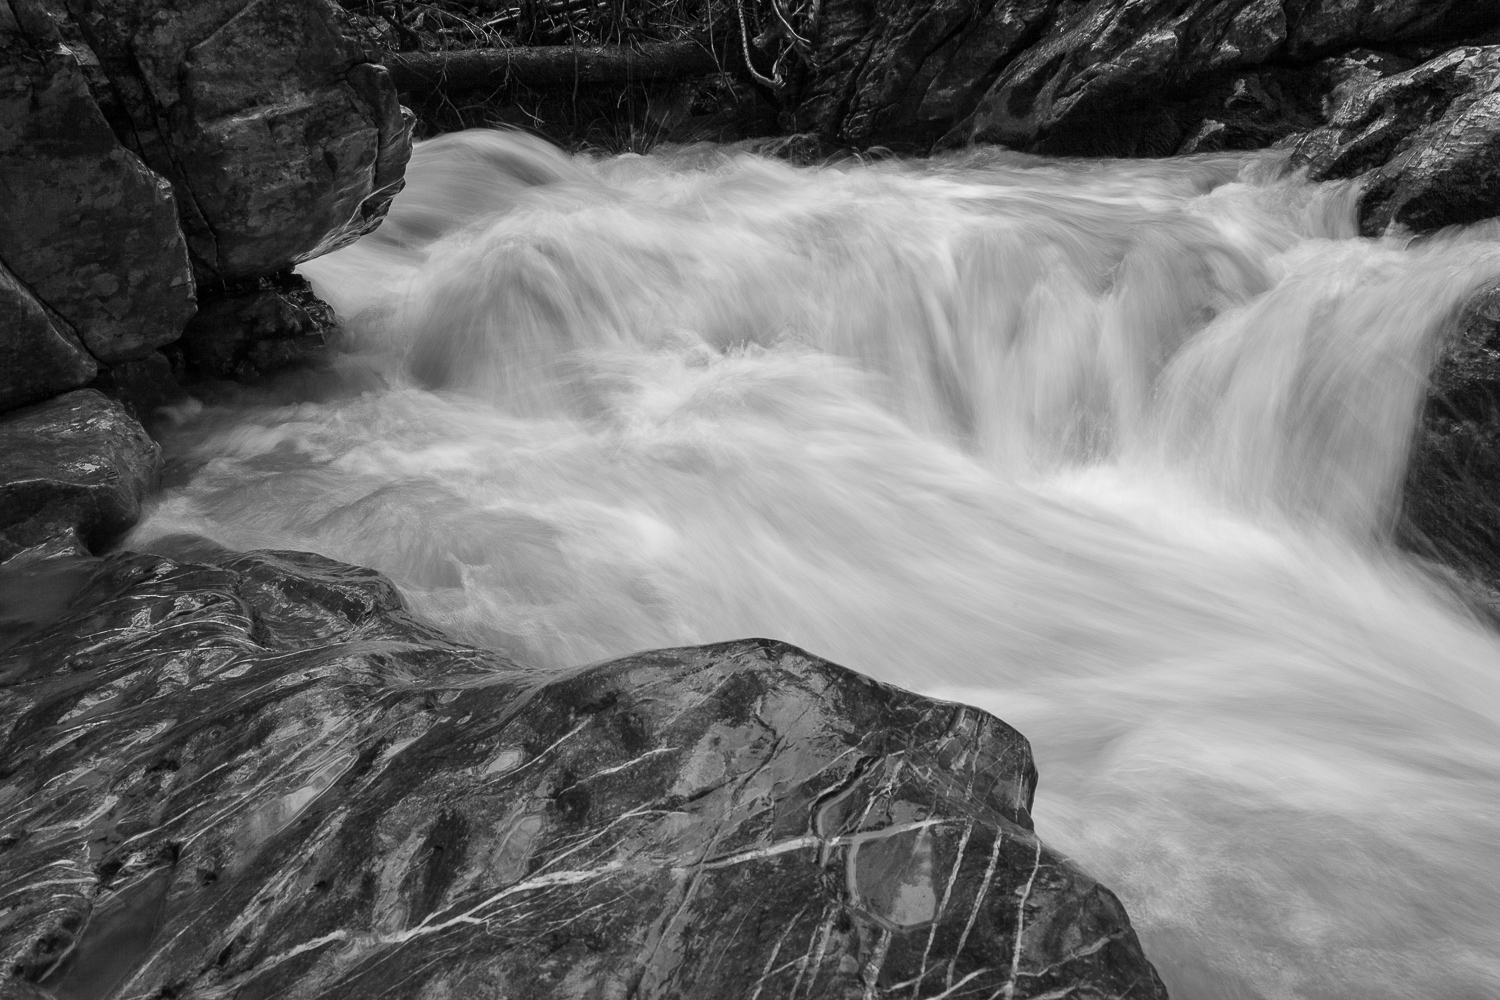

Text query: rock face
(1401, 281), (1500, 606)
(0, 263), (97, 414)
(0, 0), (196, 370)
(0, 546), (1168, 1000)
(792, 0), (1499, 155)
(0, 391), (161, 561)
(1292, 45), (1500, 234)
(53, 0), (413, 284)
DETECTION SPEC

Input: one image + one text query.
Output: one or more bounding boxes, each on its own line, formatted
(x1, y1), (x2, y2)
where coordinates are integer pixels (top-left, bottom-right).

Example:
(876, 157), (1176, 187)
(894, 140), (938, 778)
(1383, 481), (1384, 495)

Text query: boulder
(0, 546), (1168, 1000)
(0, 390), (161, 561)
(791, 0), (1499, 154)
(1401, 281), (1500, 605)
(0, 261), (96, 414)
(0, 0), (196, 364)
(52, 0), (413, 283)
(1292, 45), (1500, 234)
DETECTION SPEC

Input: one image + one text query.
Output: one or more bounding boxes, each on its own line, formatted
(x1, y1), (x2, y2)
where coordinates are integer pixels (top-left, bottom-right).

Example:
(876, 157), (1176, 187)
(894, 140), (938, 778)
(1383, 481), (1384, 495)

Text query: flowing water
(132, 130), (1500, 999)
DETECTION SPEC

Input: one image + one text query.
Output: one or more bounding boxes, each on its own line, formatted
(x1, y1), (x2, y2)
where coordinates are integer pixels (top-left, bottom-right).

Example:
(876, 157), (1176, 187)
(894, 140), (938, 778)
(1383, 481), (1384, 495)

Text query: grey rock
(0, 390), (161, 561)
(56, 0), (413, 283)
(1401, 280), (1500, 603)
(1293, 45), (1500, 233)
(0, 547), (1168, 1000)
(0, 0), (196, 364)
(0, 260), (96, 414)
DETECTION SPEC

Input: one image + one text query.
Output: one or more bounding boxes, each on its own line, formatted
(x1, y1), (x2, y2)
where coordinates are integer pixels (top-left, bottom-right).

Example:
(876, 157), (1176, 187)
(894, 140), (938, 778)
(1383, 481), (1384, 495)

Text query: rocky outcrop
(791, 0), (1499, 155)
(0, 391), (161, 561)
(1, 0), (414, 552)
(2, 0), (412, 420)
(1292, 45), (1500, 235)
(0, 0), (196, 370)
(50, 0), (412, 285)
(0, 545), (1168, 1000)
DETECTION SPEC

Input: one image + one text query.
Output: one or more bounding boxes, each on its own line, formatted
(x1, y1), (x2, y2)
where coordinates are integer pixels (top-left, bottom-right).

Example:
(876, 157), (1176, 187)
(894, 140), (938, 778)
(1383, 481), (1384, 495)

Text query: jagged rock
(1292, 45), (1500, 233)
(180, 275), (336, 381)
(0, 390), (161, 561)
(0, 546), (1168, 1000)
(1401, 281), (1500, 604)
(792, 0), (1498, 154)
(0, 0), (196, 364)
(52, 0), (413, 283)
(0, 261), (96, 414)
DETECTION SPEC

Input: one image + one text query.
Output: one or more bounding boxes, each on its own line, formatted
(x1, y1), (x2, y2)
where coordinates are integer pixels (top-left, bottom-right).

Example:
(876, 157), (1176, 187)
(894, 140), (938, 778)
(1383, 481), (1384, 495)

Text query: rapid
(132, 130), (1500, 999)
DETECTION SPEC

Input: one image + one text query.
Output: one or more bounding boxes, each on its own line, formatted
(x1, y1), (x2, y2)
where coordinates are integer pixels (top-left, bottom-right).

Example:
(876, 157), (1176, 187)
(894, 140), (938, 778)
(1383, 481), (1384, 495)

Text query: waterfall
(133, 129), (1500, 1000)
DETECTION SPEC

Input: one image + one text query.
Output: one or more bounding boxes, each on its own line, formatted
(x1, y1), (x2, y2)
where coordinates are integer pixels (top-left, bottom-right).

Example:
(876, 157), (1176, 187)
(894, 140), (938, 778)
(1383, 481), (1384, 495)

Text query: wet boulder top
(0, 547), (1166, 999)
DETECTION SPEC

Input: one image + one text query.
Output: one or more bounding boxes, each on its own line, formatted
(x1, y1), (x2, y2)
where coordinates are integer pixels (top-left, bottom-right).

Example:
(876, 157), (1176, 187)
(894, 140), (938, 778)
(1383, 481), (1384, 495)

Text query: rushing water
(132, 130), (1500, 999)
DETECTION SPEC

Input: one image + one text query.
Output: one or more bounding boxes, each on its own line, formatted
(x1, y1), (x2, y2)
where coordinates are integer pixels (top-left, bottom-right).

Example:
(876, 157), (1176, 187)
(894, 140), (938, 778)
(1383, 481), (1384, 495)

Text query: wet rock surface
(0, 391), (160, 562)
(1402, 281), (1500, 607)
(0, 547), (1167, 1000)
(1292, 45), (1500, 235)
(792, 0), (1499, 156)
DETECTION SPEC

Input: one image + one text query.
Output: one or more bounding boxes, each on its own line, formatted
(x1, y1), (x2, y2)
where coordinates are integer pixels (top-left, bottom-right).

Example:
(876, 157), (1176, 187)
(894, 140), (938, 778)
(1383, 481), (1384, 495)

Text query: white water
(134, 131), (1500, 999)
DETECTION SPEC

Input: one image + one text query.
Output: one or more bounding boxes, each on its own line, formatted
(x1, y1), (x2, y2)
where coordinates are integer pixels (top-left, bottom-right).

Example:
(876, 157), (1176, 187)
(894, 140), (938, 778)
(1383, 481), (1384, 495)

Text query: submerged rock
(0, 547), (1167, 999)
(1292, 45), (1500, 234)
(0, 391), (160, 562)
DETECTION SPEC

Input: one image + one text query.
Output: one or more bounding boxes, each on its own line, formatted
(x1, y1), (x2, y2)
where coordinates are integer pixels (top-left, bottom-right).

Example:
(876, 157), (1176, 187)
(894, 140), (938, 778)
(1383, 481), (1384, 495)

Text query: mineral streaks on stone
(0, 549), (1166, 999)
(0, 391), (161, 561)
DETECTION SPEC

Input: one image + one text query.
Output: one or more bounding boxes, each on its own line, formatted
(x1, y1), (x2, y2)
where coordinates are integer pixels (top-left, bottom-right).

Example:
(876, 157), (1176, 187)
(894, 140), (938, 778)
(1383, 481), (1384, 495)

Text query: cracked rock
(0, 547), (1166, 999)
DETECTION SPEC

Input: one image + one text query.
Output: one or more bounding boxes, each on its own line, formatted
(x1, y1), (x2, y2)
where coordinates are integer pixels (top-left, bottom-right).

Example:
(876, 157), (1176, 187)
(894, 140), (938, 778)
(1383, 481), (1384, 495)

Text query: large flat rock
(0, 547), (1167, 999)
(0, 390), (160, 560)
